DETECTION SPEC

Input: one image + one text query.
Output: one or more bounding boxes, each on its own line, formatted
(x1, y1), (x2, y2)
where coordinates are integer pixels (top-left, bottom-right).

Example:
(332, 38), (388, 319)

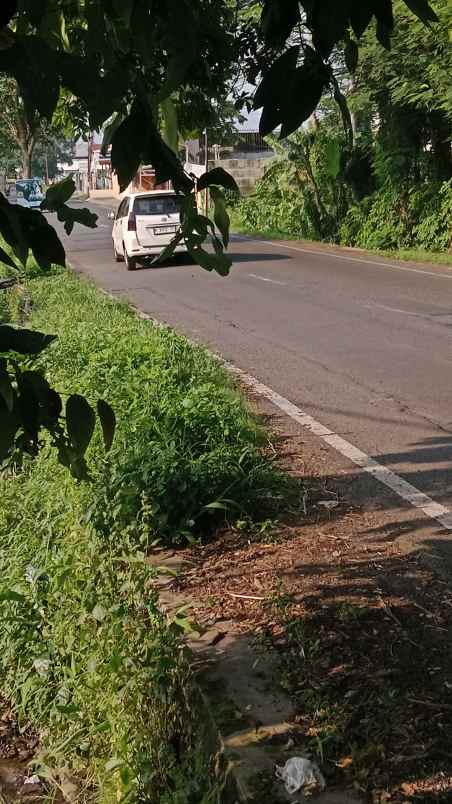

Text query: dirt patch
(0, 698), (67, 803)
(0, 696), (44, 802)
(176, 425), (452, 802)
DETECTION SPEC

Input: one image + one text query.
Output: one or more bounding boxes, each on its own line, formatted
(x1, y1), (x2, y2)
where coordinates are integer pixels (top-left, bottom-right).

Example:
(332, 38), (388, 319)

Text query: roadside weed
(0, 270), (286, 800)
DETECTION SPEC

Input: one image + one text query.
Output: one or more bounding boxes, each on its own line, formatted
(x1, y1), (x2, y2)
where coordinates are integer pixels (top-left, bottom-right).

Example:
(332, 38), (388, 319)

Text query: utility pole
(87, 132), (93, 193)
(204, 128), (208, 216)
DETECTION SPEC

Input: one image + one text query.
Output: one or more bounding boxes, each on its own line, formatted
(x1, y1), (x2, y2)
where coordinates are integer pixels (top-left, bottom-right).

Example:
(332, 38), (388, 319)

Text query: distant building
(58, 137), (117, 193)
(184, 105), (275, 195)
(58, 135), (171, 196)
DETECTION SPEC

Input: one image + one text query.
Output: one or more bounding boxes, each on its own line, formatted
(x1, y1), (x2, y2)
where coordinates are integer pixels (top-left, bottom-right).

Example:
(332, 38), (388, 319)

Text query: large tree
(0, 76), (74, 180)
(0, 0), (441, 468)
(0, 0), (442, 268)
(0, 75), (37, 178)
(350, 0), (452, 183)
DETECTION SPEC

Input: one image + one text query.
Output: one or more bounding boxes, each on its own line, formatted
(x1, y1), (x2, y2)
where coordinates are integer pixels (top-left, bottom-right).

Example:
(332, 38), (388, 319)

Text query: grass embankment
(229, 210), (452, 267)
(0, 270), (285, 802)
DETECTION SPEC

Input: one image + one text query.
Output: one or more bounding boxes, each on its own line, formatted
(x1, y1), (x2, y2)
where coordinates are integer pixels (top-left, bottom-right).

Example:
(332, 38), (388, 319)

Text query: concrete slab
(148, 551), (362, 803)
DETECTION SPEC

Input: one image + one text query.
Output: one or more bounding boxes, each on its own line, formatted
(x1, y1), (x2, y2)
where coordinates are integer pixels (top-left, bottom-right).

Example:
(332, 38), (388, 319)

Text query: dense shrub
(413, 180), (452, 251)
(237, 164), (451, 256)
(340, 180), (452, 252)
(236, 161), (323, 241)
(0, 487), (215, 802)
(20, 272), (284, 543)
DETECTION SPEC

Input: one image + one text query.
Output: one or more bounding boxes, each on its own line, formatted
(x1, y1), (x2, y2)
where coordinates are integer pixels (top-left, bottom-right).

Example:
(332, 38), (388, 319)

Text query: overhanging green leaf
(156, 0), (198, 100)
(66, 394), (96, 456)
(18, 370), (61, 426)
(101, 113), (125, 155)
(261, 0), (300, 49)
(161, 97), (179, 155)
(0, 325), (56, 355)
(279, 48), (330, 139)
(0, 409), (17, 461)
(254, 46), (299, 111)
(23, 210), (66, 269)
(0, 361), (14, 411)
(345, 39), (359, 73)
(350, 2), (375, 39)
(110, 102), (146, 192)
(0, 244), (16, 269)
(43, 176), (76, 210)
(402, 0), (438, 24)
(56, 205), (98, 236)
(198, 168), (239, 193)
(0, 36), (60, 120)
(210, 187), (230, 248)
(152, 231), (184, 264)
(311, 0), (350, 58)
(0, 1), (17, 29)
(374, 0), (394, 47)
(144, 120), (193, 194)
(97, 399), (116, 452)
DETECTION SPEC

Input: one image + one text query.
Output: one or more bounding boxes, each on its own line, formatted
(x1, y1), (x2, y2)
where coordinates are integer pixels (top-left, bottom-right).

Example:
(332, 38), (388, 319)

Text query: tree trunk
(302, 142), (330, 224)
(20, 146), (32, 178)
(430, 113), (452, 181)
(15, 101), (35, 179)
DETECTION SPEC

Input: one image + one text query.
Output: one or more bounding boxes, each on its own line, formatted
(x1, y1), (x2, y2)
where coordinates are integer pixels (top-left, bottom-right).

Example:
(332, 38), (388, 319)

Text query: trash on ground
(23, 774), (41, 786)
(275, 757), (326, 795)
(317, 500), (339, 510)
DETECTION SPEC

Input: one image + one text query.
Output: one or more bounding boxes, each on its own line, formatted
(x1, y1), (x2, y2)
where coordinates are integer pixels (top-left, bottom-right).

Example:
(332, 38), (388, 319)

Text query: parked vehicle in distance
(111, 191), (186, 270)
(11, 178), (44, 209)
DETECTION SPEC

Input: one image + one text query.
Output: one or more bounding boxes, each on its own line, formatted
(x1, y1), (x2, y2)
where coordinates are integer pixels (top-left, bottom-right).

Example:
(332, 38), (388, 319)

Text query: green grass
(229, 210), (452, 266)
(371, 247), (452, 266)
(19, 270), (284, 543)
(0, 269), (287, 802)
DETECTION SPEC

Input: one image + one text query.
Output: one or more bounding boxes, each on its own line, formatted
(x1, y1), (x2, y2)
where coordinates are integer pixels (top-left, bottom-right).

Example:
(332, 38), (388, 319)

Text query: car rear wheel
(114, 242), (124, 262)
(124, 246), (138, 271)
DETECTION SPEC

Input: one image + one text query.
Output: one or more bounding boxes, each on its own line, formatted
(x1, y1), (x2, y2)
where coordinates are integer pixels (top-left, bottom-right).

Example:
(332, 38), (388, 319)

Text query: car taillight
(128, 213), (136, 231)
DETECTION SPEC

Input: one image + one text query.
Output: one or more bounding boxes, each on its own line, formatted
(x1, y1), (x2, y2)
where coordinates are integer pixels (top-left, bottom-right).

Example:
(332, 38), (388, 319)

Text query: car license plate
(153, 225), (177, 235)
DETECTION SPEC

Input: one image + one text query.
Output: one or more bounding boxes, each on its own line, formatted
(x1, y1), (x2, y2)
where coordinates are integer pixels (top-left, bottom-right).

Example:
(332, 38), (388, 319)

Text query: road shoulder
(169, 386), (452, 802)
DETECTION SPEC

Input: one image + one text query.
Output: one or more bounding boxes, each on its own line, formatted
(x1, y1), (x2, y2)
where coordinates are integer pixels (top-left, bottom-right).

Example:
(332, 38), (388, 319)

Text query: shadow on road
(136, 251), (292, 269)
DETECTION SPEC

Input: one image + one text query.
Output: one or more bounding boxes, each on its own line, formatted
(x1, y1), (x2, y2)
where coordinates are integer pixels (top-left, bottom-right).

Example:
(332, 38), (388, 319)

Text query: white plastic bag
(23, 775), (41, 786)
(275, 757), (326, 795)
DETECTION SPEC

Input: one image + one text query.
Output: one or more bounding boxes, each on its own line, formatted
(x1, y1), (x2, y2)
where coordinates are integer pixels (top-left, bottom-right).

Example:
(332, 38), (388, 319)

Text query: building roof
(234, 107), (262, 134)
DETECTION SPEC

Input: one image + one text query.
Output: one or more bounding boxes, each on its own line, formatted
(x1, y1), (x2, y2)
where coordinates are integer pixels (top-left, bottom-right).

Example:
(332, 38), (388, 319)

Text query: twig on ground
(378, 596), (402, 627)
(226, 591), (266, 601)
(378, 595), (422, 648)
(407, 697), (452, 712)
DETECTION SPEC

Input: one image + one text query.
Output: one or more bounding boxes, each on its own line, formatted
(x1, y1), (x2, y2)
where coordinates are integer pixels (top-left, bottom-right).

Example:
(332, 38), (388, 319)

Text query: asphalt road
(57, 200), (452, 514)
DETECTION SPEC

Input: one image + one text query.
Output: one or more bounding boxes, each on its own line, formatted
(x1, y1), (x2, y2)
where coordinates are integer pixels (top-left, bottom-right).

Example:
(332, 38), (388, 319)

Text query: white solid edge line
(233, 235), (452, 281)
(99, 291), (452, 533)
(225, 363), (452, 533)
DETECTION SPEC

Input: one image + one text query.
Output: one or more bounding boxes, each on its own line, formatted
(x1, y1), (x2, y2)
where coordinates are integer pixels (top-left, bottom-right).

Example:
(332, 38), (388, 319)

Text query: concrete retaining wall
(209, 156), (274, 195)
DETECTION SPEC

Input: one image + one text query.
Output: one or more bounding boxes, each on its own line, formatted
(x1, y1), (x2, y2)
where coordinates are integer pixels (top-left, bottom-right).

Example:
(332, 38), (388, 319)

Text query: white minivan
(111, 191), (185, 270)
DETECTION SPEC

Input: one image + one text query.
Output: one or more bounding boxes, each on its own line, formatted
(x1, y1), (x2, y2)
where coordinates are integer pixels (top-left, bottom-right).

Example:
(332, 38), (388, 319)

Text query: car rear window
(133, 196), (181, 216)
